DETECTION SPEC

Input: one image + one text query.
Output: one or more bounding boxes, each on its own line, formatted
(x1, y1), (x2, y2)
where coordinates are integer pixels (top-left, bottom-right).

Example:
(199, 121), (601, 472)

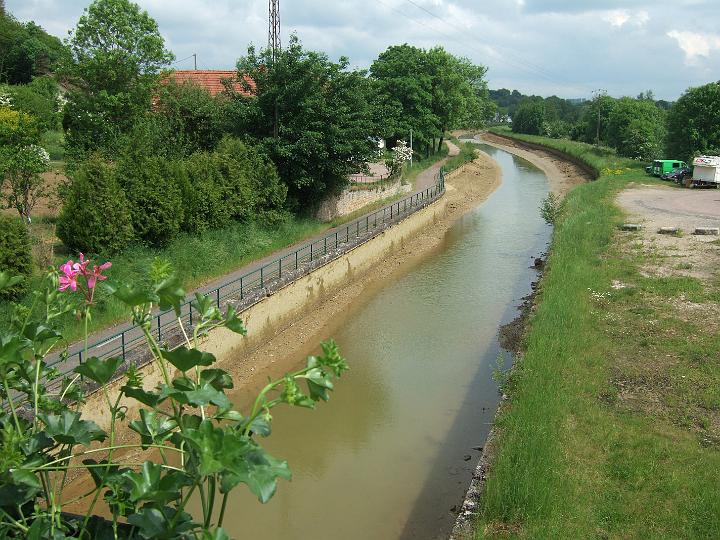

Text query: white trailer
(692, 156), (720, 187)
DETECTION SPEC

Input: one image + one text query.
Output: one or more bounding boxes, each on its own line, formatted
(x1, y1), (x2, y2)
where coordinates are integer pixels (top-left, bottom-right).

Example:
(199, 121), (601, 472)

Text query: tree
(233, 36), (377, 210)
(370, 44), (436, 154)
(667, 81), (720, 161)
(61, 0), (173, 156)
(0, 214), (31, 300)
(0, 143), (49, 223)
(606, 97), (665, 160)
(0, 11), (66, 84)
(575, 94), (615, 145)
(512, 99), (545, 135)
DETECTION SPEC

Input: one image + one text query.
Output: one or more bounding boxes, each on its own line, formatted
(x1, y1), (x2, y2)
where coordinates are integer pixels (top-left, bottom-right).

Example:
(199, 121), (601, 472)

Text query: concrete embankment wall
(81, 193), (448, 429)
(316, 179), (411, 221)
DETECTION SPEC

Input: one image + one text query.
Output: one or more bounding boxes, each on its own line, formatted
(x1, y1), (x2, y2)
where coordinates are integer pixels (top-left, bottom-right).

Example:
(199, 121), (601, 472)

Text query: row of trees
(508, 84), (720, 162)
(1, 0), (494, 257)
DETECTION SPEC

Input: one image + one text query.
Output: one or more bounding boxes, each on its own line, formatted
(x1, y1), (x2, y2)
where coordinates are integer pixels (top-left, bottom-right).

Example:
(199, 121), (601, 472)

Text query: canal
(194, 144), (551, 539)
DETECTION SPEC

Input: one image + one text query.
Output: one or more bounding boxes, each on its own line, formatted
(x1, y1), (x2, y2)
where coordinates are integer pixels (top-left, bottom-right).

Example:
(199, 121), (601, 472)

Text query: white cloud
(667, 30), (720, 63)
(602, 9), (649, 27)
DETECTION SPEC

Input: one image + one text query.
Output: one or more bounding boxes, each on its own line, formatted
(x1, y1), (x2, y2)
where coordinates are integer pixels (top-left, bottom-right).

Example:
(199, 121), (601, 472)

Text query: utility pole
(592, 89), (607, 147)
(268, 0), (281, 61)
(193, 53), (197, 70)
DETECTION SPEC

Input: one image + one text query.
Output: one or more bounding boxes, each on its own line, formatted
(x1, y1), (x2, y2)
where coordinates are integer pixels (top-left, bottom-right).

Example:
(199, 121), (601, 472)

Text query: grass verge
(475, 133), (720, 538)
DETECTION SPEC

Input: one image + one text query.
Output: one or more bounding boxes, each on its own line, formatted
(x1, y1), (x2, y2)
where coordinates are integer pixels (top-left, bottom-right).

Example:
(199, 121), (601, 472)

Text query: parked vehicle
(690, 156), (720, 188)
(649, 159), (689, 177)
(662, 166), (692, 183)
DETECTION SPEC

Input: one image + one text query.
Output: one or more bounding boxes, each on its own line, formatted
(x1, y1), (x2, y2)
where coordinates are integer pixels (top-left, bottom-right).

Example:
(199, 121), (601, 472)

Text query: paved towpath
(415, 140), (459, 191)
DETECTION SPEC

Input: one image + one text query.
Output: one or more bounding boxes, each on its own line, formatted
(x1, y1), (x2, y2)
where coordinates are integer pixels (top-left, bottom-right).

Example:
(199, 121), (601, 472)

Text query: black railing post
(216, 288), (221, 308)
(260, 266), (264, 288)
(240, 277), (244, 300)
(121, 332), (126, 360)
(279, 258), (282, 278)
(158, 315), (162, 339)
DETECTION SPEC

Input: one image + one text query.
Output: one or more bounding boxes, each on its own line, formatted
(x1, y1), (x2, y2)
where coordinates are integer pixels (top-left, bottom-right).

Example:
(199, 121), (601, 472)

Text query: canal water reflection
(195, 145), (551, 539)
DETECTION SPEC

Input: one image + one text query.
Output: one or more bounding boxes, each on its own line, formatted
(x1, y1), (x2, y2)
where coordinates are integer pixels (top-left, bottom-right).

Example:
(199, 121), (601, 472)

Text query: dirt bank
(472, 131), (589, 197)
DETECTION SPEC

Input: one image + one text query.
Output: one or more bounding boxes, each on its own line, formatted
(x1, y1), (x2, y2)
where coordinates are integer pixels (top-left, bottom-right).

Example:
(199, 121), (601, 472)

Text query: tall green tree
(370, 44), (491, 154)
(667, 81), (720, 160)
(575, 94), (616, 145)
(512, 99), (546, 135)
(232, 36), (376, 210)
(0, 11), (66, 84)
(369, 44), (436, 153)
(606, 97), (665, 160)
(61, 0), (173, 157)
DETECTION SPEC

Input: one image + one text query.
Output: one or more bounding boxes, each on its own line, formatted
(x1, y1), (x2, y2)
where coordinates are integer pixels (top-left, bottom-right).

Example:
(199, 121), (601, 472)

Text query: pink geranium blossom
(58, 254), (112, 305)
(58, 261), (80, 292)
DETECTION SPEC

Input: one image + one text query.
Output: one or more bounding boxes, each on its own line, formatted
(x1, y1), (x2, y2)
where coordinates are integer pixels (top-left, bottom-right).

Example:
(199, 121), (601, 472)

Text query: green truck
(645, 159), (689, 177)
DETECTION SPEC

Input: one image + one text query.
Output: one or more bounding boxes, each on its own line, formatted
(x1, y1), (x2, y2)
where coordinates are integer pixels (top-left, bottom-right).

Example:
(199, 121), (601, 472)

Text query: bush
(0, 214), (32, 299)
(2, 77), (61, 131)
(179, 152), (230, 233)
(57, 156), (134, 254)
(115, 154), (184, 247)
(213, 137), (287, 221)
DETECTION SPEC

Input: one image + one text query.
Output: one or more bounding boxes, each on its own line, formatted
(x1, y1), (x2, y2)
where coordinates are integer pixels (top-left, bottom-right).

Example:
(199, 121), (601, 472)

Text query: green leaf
(74, 356), (123, 385)
(155, 276), (185, 316)
(0, 335), (30, 369)
(121, 385), (163, 407)
(107, 281), (159, 307)
(10, 469), (41, 490)
(191, 292), (219, 321)
(201, 528), (230, 540)
(40, 411), (106, 445)
(0, 272), (23, 292)
(224, 305), (247, 335)
(184, 420), (251, 476)
(123, 462), (189, 504)
(219, 447), (292, 503)
(127, 506), (193, 539)
(81, 459), (125, 489)
(161, 346), (215, 372)
(200, 368), (234, 390)
(244, 416), (271, 438)
(129, 410), (177, 448)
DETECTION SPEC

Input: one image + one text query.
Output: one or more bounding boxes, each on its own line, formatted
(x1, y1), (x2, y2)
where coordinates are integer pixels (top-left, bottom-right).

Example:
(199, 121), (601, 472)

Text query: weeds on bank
(475, 135), (720, 539)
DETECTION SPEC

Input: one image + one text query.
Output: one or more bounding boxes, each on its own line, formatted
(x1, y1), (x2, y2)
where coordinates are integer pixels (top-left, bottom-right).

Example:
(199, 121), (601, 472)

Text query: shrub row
(57, 136), (287, 254)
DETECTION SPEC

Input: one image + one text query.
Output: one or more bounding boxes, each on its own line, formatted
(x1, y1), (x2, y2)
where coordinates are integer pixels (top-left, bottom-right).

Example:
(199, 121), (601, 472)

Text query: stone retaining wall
(316, 179), (411, 221)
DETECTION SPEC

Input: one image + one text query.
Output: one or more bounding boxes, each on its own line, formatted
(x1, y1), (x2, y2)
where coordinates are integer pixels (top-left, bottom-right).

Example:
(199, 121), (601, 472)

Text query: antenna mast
(268, 0), (281, 61)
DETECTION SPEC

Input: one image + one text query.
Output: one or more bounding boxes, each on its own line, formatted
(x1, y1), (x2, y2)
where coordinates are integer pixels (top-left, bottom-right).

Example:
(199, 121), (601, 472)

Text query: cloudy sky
(8, 0), (720, 100)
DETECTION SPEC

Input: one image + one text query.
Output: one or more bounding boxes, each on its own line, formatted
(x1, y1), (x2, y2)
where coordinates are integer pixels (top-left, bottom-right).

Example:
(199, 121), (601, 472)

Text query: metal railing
(43, 171), (446, 383)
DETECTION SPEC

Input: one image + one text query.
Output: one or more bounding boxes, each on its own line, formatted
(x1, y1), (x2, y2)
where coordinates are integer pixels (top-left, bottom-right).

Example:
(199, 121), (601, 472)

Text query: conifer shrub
(213, 137), (287, 222)
(180, 151), (230, 233)
(0, 214), (32, 299)
(57, 156), (134, 254)
(116, 154), (183, 247)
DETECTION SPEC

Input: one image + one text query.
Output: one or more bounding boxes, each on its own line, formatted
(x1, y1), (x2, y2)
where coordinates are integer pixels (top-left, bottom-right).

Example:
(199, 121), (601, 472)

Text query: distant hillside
(0, 9), (66, 84)
(489, 88), (584, 123)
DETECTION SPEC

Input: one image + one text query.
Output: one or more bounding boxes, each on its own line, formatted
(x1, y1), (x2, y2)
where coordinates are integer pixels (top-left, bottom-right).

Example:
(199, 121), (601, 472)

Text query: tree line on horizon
(492, 86), (720, 162)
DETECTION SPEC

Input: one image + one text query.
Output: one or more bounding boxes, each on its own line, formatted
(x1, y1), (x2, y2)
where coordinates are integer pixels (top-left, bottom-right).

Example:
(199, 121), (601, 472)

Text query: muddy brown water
(187, 145), (551, 539)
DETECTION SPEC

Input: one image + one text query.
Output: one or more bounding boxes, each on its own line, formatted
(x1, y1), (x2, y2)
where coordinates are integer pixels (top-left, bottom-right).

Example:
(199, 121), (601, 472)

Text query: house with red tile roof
(162, 70), (255, 97)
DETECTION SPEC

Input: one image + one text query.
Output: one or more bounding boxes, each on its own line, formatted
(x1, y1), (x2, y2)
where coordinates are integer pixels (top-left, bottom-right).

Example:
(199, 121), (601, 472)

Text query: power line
(172, 53), (197, 69)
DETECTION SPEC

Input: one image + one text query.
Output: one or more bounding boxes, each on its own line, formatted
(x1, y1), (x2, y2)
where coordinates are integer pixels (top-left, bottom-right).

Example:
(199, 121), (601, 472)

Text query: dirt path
(415, 139), (461, 191)
(473, 131), (588, 197)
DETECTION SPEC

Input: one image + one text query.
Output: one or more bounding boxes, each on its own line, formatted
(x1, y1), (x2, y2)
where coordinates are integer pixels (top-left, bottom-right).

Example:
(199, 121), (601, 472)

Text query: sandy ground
(617, 184), (720, 281)
(469, 131), (588, 197)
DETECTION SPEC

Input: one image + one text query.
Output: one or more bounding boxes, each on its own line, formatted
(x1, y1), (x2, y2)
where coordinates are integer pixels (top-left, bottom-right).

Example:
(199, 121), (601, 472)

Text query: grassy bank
(475, 133), (720, 538)
(488, 126), (635, 175)
(404, 143), (449, 187)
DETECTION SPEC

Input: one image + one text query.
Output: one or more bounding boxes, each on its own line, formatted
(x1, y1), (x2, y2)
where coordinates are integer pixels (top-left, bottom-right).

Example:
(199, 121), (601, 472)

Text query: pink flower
(58, 260), (80, 292)
(87, 261), (112, 290)
(58, 254), (112, 305)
